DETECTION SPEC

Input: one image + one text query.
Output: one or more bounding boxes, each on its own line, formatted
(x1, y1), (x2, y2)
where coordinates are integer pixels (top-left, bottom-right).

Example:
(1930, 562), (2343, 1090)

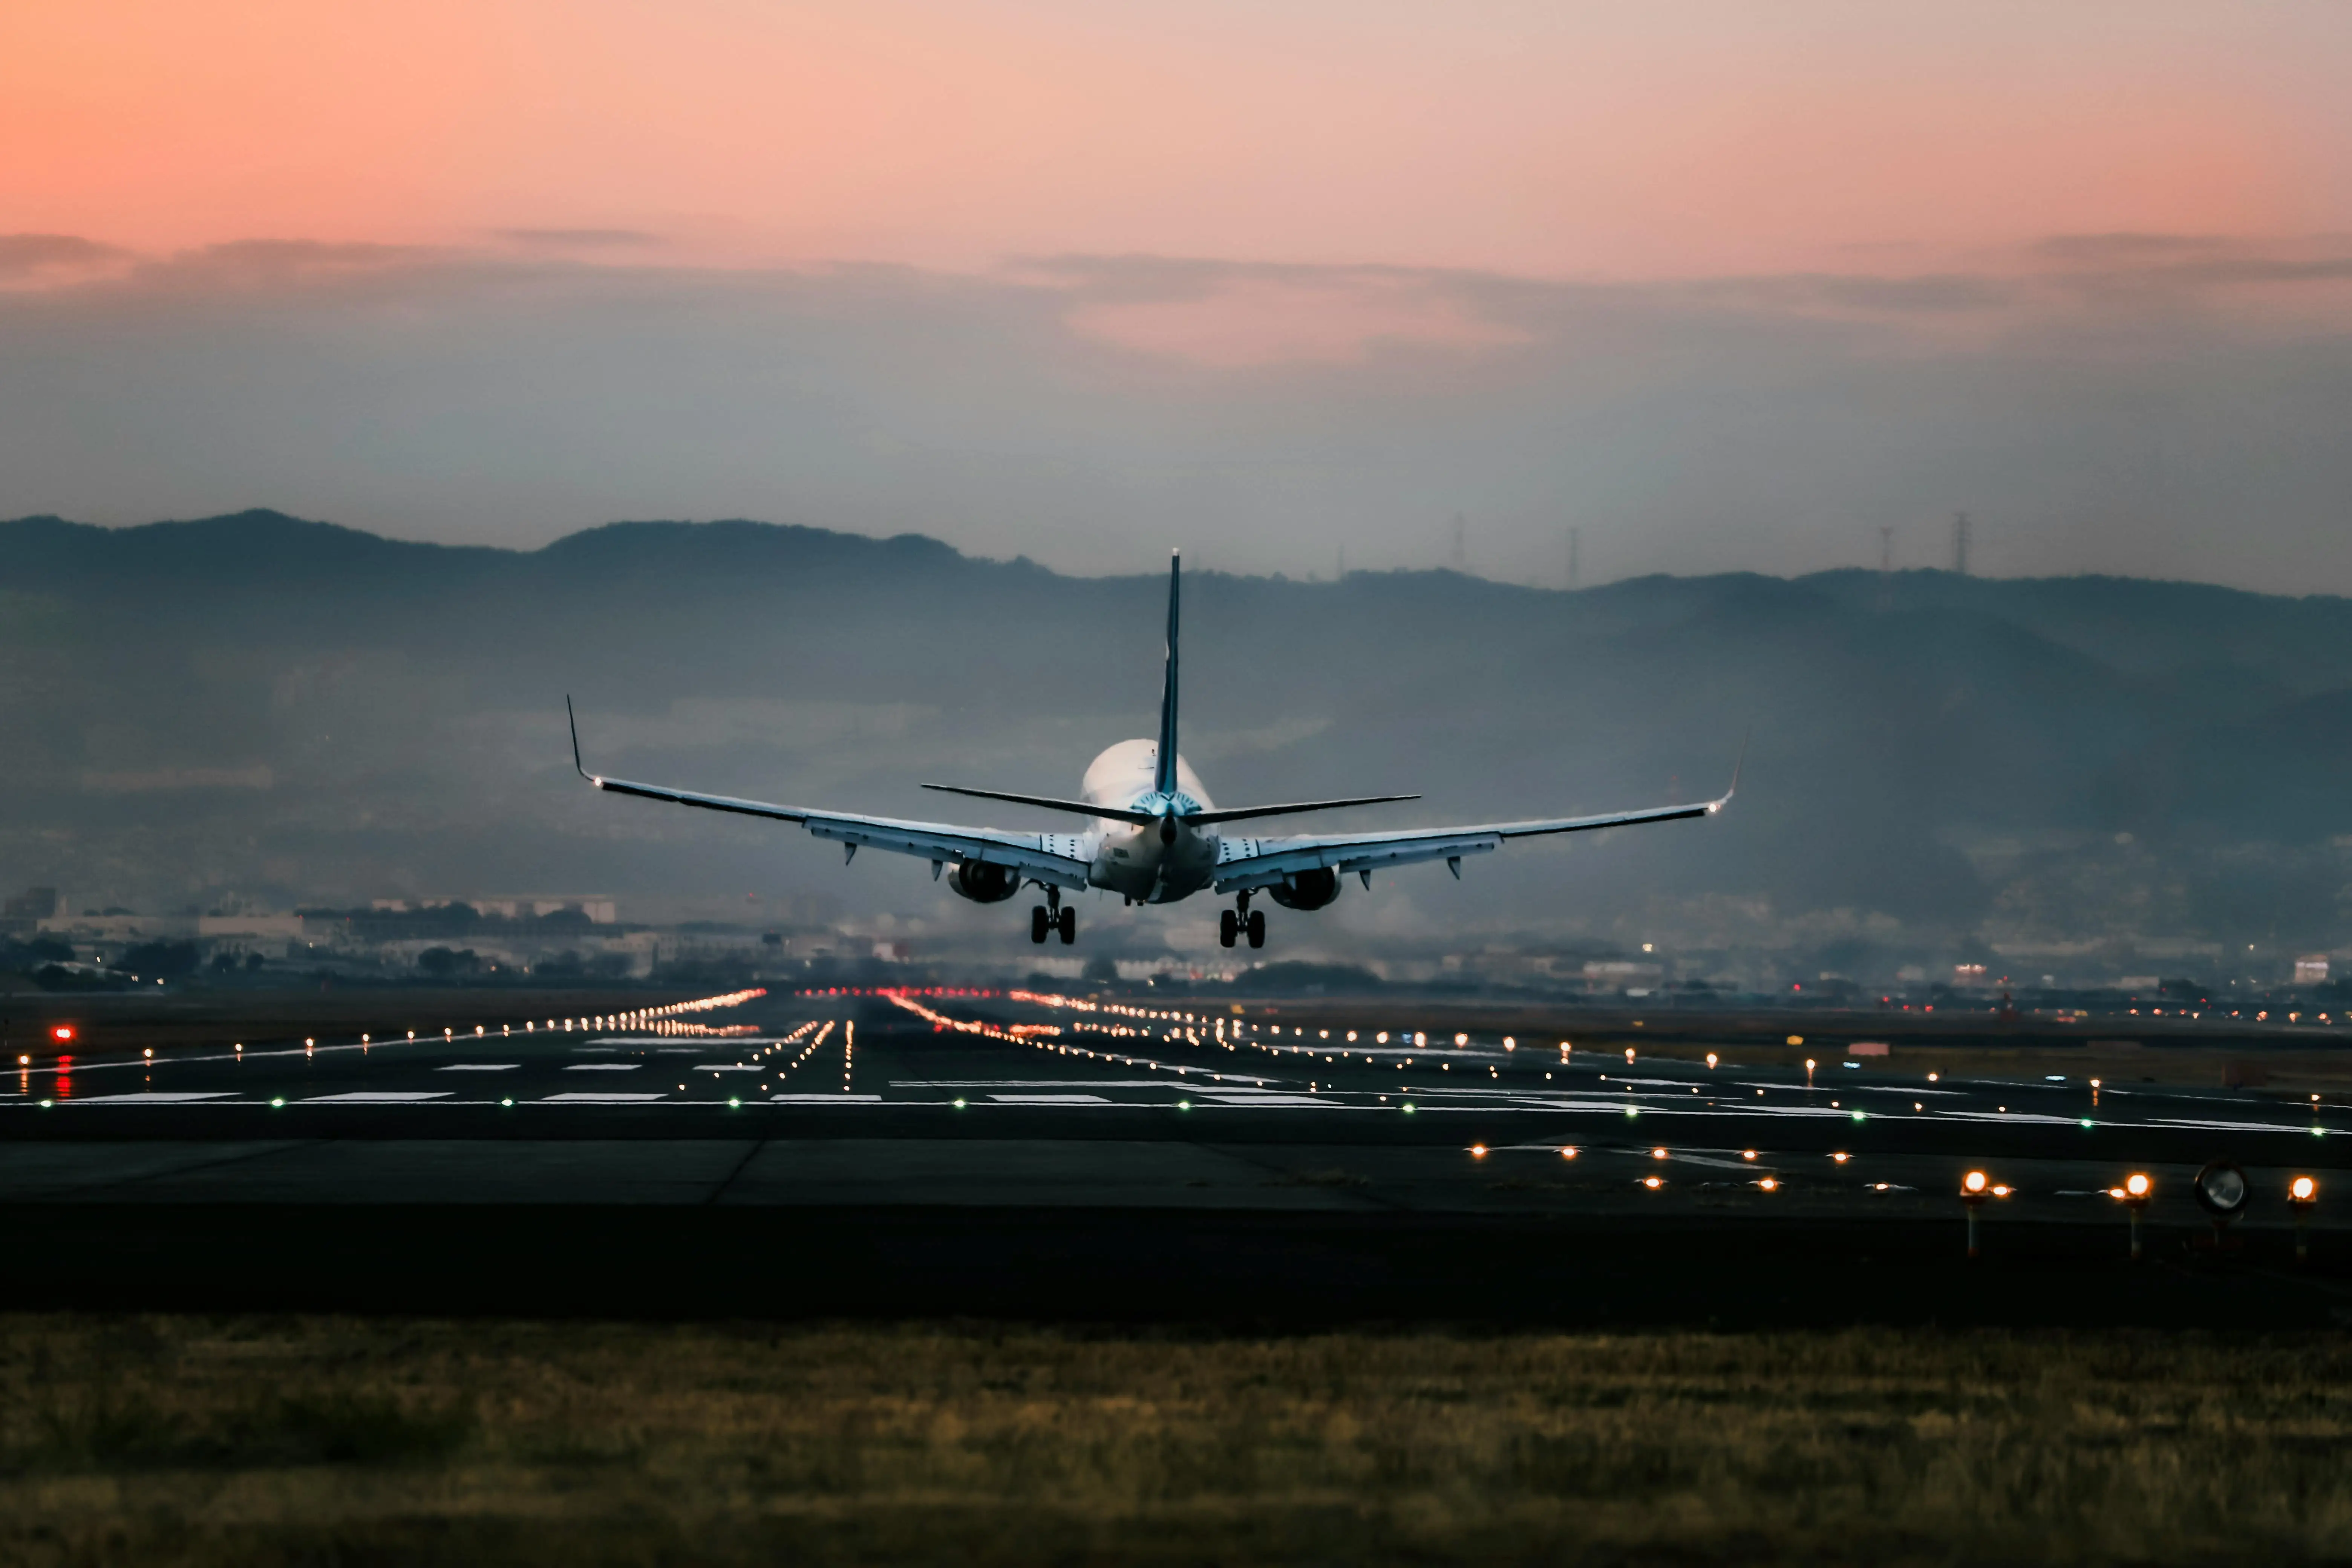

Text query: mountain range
(4, 509), (2349, 981)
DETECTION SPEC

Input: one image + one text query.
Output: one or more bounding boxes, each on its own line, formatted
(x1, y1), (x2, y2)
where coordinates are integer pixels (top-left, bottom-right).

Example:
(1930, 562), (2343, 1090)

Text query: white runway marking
(565, 1063), (642, 1072)
(437, 1063), (520, 1072)
(1197, 1092), (1338, 1107)
(2151, 1116), (2327, 1136)
(988, 1093), (1113, 1104)
(697, 1064), (761, 1073)
(69, 1092), (239, 1103)
(540, 1092), (666, 1103)
(770, 1094), (882, 1102)
(303, 1091), (453, 1103)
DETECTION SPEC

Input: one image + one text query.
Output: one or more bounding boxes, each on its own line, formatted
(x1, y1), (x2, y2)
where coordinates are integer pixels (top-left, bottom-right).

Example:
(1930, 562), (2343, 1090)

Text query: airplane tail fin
(1155, 551), (1181, 797)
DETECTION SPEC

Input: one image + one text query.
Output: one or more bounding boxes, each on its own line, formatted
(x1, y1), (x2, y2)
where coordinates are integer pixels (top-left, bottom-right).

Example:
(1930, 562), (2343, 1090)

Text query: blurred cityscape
(6, 881), (2347, 1024)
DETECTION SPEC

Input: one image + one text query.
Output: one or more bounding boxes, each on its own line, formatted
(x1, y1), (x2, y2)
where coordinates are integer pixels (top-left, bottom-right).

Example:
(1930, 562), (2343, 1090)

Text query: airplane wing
(1211, 781), (1736, 893)
(569, 701), (1093, 890)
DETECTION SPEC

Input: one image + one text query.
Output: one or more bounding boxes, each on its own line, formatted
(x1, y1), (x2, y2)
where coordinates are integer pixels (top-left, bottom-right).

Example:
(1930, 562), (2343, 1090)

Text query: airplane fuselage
(1079, 738), (1219, 903)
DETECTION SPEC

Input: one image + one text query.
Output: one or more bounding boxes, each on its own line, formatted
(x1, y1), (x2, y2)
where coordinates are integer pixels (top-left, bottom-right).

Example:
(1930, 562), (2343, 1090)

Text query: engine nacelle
(945, 859), (1023, 903)
(1267, 867), (1341, 911)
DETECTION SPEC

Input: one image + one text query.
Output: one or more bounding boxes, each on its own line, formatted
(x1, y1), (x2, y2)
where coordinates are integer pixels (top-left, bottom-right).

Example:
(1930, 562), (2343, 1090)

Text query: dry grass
(1, 1315), (2347, 1565)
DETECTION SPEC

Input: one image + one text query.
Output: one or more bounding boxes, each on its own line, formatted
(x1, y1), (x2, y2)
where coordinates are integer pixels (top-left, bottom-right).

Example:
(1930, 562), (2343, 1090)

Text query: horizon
(12, 505), (2350, 602)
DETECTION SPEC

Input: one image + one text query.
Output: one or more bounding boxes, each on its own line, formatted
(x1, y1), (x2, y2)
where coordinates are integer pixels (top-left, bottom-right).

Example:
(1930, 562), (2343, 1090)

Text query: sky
(6, 0), (2352, 588)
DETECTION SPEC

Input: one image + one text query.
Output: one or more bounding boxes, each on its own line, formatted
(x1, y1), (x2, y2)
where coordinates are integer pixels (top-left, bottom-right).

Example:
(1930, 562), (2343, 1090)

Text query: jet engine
(945, 859), (1023, 903)
(1267, 867), (1341, 911)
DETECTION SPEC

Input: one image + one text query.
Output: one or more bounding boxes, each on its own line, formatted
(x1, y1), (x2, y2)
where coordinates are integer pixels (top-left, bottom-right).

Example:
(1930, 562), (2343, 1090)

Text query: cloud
(0, 233), (131, 284)
(496, 228), (665, 251)
(3, 231), (2352, 593)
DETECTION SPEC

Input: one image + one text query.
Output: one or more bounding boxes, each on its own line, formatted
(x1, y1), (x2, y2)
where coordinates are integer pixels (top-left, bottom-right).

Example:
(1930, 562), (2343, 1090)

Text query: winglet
(1707, 732), (1748, 813)
(566, 696), (598, 784)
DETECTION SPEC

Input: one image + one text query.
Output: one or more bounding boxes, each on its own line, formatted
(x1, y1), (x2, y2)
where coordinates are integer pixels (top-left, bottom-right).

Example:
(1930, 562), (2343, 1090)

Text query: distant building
(1, 885), (59, 937)
(2295, 955), (2330, 984)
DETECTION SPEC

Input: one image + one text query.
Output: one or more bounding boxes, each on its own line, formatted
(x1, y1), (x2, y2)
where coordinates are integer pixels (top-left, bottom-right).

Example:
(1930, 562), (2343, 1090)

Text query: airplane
(569, 552), (1735, 949)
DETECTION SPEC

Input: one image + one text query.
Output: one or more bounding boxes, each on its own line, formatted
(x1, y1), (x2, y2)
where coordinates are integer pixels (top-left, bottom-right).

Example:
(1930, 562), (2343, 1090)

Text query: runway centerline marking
(438, 1063), (521, 1072)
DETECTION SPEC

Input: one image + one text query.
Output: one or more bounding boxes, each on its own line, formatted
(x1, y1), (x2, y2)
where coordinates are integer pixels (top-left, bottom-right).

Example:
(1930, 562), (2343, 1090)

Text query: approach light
(1963, 1170), (1988, 1196)
(1758, 1177), (1779, 1192)
(2126, 1172), (2152, 1199)
(1742, 1150), (1758, 1161)
(142, 1048), (152, 1059)
(1831, 1152), (1850, 1163)
(2290, 1175), (2318, 1205)
(1471, 1145), (1487, 1158)
(1651, 1147), (1668, 1159)
(1705, 1053), (1718, 1069)
(1560, 1146), (1578, 1159)
(1642, 1176), (1663, 1190)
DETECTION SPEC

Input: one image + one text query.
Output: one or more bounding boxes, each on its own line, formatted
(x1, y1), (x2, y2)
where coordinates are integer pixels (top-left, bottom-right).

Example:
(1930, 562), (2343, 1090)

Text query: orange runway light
(1642, 1176), (1663, 1190)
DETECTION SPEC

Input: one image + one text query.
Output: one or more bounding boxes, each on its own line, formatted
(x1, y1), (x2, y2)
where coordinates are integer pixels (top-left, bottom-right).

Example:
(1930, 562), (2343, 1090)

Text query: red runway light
(51, 1026), (74, 1043)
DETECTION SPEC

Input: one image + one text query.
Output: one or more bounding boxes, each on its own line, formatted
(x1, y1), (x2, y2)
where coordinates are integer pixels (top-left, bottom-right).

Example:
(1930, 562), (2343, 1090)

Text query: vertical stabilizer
(1155, 551), (1181, 796)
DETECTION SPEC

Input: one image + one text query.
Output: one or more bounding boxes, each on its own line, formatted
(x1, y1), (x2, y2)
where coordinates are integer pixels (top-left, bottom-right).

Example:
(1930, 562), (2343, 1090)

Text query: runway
(5, 985), (2347, 1325)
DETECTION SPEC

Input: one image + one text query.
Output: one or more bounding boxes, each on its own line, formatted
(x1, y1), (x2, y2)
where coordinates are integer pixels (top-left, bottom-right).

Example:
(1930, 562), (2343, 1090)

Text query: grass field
(2, 1314), (2347, 1565)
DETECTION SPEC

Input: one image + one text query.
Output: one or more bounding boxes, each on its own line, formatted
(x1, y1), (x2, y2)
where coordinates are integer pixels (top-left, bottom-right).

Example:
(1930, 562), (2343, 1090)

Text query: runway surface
(5, 985), (2347, 1324)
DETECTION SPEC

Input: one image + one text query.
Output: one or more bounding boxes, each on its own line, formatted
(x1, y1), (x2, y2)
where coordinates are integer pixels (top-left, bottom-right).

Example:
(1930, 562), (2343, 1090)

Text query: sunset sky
(7, 1), (2352, 587)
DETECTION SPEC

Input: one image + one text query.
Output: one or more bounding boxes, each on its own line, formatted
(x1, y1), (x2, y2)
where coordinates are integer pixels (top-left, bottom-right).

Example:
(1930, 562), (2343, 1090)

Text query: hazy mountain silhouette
(4, 509), (2348, 975)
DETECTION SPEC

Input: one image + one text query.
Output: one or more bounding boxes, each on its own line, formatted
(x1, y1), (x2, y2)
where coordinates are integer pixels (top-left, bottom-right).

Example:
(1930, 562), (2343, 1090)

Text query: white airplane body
(571, 554), (1733, 948)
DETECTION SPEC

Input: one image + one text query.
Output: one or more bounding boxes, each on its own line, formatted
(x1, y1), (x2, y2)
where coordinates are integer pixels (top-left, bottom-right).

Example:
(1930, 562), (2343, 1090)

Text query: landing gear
(1219, 909), (1238, 948)
(1032, 887), (1076, 945)
(1224, 892), (1265, 950)
(1247, 908), (1266, 949)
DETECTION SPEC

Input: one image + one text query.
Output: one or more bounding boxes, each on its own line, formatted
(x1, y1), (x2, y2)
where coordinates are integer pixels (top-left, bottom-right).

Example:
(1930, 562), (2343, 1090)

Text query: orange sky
(6, 0), (2347, 279)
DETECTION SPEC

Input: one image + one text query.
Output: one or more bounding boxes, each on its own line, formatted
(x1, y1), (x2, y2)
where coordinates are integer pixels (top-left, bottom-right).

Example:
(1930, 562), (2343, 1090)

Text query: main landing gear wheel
(1246, 908), (1266, 949)
(1058, 906), (1077, 945)
(1219, 909), (1238, 948)
(1030, 905), (1050, 944)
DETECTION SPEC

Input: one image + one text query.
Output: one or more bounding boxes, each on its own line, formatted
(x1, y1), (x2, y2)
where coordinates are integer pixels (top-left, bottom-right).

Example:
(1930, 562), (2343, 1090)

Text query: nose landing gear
(1031, 888), (1077, 945)
(1220, 894), (1267, 950)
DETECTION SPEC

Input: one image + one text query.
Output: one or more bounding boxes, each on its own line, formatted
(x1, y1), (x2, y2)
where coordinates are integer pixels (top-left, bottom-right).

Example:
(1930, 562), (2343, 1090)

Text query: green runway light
(1402, 1103), (1415, 1114)
(270, 1097), (285, 1108)
(1851, 1111), (1866, 1122)
(38, 1099), (52, 1109)
(953, 1097), (967, 1108)
(1178, 1100), (1191, 1110)
(728, 1097), (741, 1108)
(2080, 1118), (2094, 1129)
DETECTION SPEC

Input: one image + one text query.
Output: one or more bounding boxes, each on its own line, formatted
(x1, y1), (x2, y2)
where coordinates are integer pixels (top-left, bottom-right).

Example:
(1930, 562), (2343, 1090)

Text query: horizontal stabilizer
(921, 783), (1155, 824)
(1183, 794), (1420, 826)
